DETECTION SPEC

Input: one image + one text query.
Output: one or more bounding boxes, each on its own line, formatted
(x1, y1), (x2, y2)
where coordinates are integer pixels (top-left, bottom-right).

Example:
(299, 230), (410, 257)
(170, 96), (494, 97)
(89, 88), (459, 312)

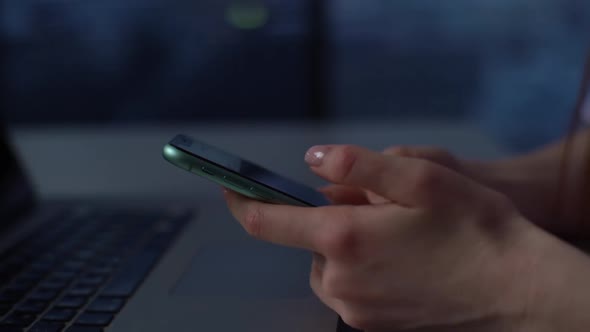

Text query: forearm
(467, 129), (590, 235)
(521, 227), (590, 332)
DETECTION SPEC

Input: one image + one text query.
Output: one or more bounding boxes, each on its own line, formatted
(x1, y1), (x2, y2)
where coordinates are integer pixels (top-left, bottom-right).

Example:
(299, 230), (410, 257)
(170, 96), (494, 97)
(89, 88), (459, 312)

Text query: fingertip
(221, 187), (234, 202)
(311, 145), (367, 183)
(383, 146), (411, 156)
(222, 189), (245, 208)
(305, 145), (332, 167)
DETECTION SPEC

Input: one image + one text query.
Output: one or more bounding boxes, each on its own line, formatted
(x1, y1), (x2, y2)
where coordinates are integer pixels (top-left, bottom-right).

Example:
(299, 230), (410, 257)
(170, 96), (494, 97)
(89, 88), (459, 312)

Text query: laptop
(0, 122), (368, 331)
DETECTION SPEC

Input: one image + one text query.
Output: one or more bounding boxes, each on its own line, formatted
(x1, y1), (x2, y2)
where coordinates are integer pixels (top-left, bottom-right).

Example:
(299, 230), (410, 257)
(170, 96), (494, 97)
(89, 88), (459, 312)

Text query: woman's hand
(320, 146), (466, 207)
(224, 145), (560, 331)
(346, 141), (590, 237)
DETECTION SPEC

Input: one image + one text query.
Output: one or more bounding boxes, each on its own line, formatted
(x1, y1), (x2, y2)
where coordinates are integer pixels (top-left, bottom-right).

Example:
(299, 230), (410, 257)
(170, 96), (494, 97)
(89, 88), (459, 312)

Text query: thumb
(303, 145), (470, 207)
(383, 146), (462, 172)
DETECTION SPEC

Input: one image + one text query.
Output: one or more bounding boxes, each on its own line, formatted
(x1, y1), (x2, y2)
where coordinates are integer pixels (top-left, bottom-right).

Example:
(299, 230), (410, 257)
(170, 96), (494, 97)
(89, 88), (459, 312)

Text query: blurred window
(0, 0), (318, 123)
(327, 0), (590, 151)
(2, 1), (590, 151)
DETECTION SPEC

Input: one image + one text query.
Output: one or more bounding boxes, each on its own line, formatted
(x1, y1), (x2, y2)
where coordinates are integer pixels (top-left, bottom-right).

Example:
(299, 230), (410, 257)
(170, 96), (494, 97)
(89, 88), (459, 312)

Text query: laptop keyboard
(0, 207), (191, 332)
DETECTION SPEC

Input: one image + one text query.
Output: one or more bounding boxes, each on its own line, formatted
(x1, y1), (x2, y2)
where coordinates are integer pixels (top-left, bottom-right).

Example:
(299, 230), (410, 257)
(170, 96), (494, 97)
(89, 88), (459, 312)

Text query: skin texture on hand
(222, 144), (590, 331)
(374, 132), (590, 237)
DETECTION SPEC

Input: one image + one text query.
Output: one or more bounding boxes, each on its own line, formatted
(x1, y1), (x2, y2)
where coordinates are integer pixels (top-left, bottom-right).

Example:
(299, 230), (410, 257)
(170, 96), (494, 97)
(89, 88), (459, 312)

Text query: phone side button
(201, 167), (216, 176)
(249, 187), (273, 201)
(223, 176), (245, 188)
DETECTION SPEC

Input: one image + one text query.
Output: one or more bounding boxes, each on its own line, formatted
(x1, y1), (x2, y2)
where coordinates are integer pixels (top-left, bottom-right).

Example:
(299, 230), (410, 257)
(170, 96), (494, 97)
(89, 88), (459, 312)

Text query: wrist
(462, 159), (562, 233)
(462, 159), (538, 194)
(516, 224), (590, 332)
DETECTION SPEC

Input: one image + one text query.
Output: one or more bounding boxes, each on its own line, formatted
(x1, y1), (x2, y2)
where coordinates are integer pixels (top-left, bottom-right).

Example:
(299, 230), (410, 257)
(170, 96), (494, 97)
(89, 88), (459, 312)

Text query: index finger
(224, 190), (381, 254)
(224, 190), (332, 251)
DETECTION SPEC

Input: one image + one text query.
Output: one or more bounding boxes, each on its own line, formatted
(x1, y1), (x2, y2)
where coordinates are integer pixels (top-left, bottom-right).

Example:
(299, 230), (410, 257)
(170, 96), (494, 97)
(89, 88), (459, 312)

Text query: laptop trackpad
(172, 241), (313, 299)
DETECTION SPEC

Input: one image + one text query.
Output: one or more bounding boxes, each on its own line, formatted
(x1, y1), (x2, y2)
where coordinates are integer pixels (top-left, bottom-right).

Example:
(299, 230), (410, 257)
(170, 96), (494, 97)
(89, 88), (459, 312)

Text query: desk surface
(10, 121), (506, 199)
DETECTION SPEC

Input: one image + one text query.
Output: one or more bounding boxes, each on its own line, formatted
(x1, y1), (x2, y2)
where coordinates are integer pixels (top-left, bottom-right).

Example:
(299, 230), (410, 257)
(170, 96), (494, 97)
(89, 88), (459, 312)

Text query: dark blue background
(1, 0), (589, 151)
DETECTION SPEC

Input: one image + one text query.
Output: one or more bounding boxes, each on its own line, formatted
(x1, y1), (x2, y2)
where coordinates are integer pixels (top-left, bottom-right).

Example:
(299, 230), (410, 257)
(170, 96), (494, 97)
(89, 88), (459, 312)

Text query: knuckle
(412, 162), (441, 192)
(415, 162), (440, 189)
(243, 204), (264, 238)
(484, 190), (516, 217)
(383, 146), (410, 156)
(318, 215), (359, 258)
(322, 271), (348, 299)
(330, 146), (358, 182)
(403, 162), (443, 205)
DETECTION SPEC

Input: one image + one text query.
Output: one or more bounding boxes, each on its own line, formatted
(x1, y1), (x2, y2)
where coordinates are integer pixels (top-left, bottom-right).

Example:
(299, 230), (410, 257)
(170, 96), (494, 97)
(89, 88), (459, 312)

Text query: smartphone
(162, 134), (330, 207)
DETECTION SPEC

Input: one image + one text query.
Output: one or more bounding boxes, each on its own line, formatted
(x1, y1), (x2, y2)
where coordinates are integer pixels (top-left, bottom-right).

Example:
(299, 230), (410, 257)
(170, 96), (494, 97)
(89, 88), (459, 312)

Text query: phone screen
(169, 135), (330, 207)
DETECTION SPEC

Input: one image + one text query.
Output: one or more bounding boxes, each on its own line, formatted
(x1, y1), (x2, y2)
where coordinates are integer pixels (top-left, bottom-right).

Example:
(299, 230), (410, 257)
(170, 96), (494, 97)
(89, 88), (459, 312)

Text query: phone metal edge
(162, 144), (310, 207)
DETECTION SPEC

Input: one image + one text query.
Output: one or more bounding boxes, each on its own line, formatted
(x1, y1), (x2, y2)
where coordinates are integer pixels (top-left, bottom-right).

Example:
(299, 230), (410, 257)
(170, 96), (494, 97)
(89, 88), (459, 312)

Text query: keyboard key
(30, 321), (65, 332)
(37, 253), (59, 264)
(101, 250), (159, 297)
(0, 303), (11, 315)
(87, 297), (125, 313)
(3, 288), (27, 298)
(43, 308), (76, 322)
(5, 280), (35, 293)
(15, 300), (48, 314)
(61, 261), (85, 273)
(74, 250), (95, 260)
(30, 260), (55, 273)
(67, 326), (104, 332)
(76, 312), (113, 326)
(50, 270), (77, 281)
(29, 289), (59, 301)
(146, 233), (176, 251)
(3, 259), (27, 276)
(105, 242), (136, 255)
(95, 256), (122, 266)
(19, 271), (44, 283)
(39, 278), (69, 290)
(68, 286), (96, 297)
(2, 312), (37, 327)
(0, 269), (18, 285)
(85, 266), (113, 276)
(55, 296), (87, 309)
(0, 291), (23, 304)
(77, 275), (105, 286)
(0, 260), (14, 281)
(0, 324), (23, 332)
(56, 245), (79, 255)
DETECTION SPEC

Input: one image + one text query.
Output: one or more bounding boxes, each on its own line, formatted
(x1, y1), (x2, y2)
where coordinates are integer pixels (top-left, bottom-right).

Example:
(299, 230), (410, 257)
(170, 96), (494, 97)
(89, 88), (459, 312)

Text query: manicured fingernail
(305, 146), (329, 167)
